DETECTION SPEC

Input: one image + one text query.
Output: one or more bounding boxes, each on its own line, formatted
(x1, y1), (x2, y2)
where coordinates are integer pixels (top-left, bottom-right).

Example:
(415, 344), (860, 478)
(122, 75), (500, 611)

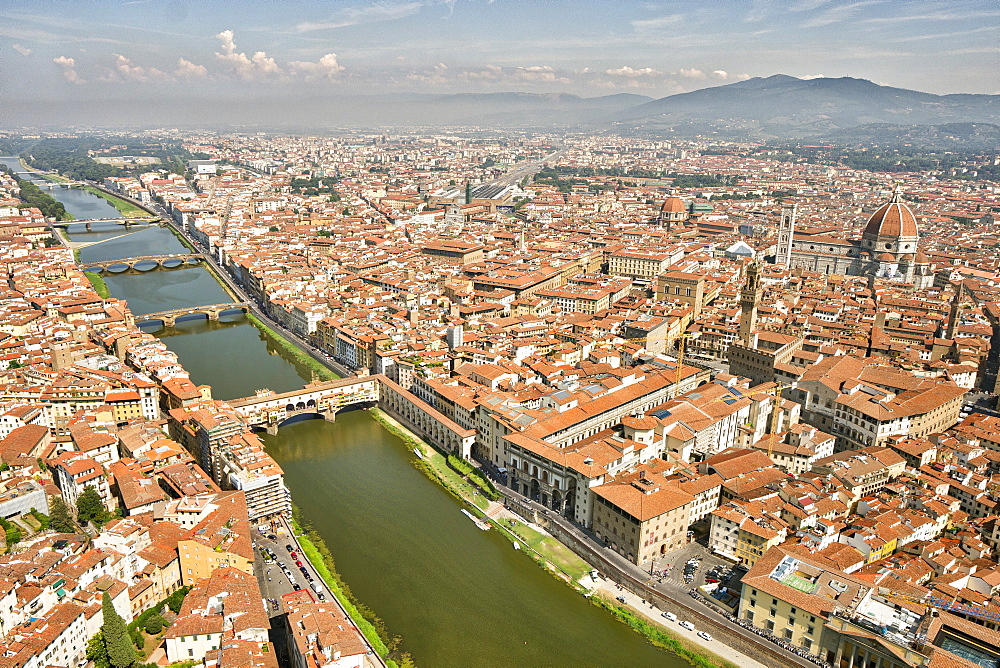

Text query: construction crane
(875, 587), (1000, 651)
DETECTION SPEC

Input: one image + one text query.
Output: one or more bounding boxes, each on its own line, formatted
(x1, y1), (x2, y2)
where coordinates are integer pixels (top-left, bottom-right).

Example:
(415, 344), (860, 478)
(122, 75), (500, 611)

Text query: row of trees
(0, 164), (69, 220)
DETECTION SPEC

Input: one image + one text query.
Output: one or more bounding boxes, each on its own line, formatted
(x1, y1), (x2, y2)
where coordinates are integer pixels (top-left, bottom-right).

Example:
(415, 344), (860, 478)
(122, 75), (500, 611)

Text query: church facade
(780, 191), (933, 288)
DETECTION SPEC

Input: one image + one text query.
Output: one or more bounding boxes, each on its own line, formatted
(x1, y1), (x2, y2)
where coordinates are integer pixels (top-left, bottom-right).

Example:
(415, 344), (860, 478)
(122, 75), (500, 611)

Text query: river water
(29, 159), (681, 667)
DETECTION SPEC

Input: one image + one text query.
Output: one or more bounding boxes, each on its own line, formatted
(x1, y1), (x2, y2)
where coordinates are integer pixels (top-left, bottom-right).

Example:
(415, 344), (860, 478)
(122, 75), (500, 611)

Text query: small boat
(461, 508), (491, 530)
(512, 541), (521, 550)
(413, 448), (424, 459)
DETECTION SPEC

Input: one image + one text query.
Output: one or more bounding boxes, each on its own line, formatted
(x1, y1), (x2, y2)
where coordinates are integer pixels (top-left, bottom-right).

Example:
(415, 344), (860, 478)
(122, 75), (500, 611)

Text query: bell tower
(776, 202), (796, 267)
(739, 260), (762, 347)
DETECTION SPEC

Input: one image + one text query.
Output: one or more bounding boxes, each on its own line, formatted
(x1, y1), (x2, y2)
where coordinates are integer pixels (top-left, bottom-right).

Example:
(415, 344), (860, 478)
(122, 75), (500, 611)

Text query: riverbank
(18, 158), (70, 183)
(289, 507), (413, 668)
(245, 314), (340, 381)
(84, 271), (111, 298)
(367, 408), (739, 668)
(78, 184), (149, 216)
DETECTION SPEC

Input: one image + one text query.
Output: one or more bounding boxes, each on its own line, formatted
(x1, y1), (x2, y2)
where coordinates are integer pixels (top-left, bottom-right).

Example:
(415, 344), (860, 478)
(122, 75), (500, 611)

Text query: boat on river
(460, 508), (491, 530)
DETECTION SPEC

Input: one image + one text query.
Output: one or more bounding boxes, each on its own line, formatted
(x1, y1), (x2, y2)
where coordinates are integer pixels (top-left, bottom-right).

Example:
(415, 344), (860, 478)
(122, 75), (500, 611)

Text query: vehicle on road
(679, 621), (695, 631)
(661, 611), (677, 622)
(698, 632), (714, 642)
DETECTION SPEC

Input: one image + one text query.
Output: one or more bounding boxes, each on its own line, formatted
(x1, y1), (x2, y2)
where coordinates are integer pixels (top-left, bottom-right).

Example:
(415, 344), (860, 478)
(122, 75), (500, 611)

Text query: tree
(102, 591), (136, 668)
(87, 631), (111, 668)
(49, 497), (76, 533)
(76, 485), (107, 526)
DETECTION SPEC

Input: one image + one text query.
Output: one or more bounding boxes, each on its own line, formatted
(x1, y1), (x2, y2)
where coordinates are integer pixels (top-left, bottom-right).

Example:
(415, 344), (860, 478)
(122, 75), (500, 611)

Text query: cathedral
(777, 191), (933, 288)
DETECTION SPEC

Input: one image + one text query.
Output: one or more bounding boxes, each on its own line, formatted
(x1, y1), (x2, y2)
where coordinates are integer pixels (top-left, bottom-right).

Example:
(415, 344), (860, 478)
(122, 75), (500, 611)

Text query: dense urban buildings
(0, 129), (999, 668)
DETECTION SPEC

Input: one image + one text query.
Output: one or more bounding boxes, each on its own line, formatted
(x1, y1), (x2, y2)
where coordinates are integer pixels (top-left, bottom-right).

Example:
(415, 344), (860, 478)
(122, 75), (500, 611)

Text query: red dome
(863, 192), (918, 239)
(660, 196), (685, 213)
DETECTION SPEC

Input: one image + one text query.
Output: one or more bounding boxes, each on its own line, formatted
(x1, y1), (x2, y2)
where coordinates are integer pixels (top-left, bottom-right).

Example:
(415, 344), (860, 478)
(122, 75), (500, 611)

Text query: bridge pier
(324, 410), (337, 423)
(266, 424), (280, 435)
(162, 315), (177, 327)
(209, 310), (220, 321)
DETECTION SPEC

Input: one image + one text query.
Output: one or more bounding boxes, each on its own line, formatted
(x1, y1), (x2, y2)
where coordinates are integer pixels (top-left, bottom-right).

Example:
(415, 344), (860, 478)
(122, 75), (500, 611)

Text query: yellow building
(177, 491), (255, 586)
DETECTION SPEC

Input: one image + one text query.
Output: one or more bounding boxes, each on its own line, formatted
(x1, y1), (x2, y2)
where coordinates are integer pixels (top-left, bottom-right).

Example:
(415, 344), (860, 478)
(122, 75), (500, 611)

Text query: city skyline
(2, 0), (999, 127)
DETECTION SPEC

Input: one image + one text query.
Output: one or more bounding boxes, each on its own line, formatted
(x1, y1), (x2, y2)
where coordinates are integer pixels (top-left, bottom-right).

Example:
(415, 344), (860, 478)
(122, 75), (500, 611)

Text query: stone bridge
(135, 302), (250, 327)
(82, 253), (204, 273)
(52, 216), (161, 230)
(228, 377), (381, 433)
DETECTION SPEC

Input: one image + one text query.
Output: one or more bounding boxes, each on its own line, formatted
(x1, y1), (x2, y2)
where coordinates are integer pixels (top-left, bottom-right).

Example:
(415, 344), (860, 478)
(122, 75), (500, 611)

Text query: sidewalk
(593, 579), (767, 668)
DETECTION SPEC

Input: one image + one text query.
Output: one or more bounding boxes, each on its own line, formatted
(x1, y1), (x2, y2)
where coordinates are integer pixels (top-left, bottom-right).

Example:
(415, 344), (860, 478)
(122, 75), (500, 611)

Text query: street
(250, 516), (386, 668)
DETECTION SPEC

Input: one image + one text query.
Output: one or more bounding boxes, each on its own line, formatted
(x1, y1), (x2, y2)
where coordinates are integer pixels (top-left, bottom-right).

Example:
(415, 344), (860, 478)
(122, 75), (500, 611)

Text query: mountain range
(606, 74), (1000, 142)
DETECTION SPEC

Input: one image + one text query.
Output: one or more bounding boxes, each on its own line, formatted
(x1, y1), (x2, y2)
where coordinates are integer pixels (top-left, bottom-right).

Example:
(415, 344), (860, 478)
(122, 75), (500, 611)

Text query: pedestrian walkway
(594, 579), (768, 668)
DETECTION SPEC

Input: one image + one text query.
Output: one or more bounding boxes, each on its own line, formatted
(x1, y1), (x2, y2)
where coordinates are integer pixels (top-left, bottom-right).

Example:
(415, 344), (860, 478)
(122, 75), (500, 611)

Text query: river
(32, 161), (682, 667)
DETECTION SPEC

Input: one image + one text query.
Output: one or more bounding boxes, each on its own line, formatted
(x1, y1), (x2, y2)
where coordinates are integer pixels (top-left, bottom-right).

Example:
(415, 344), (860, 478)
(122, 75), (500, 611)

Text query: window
(769, 608), (776, 617)
(784, 628), (794, 639)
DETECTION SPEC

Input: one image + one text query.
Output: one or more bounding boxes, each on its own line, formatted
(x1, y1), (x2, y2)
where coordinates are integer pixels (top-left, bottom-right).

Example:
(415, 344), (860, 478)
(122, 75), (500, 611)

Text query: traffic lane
(255, 530), (324, 602)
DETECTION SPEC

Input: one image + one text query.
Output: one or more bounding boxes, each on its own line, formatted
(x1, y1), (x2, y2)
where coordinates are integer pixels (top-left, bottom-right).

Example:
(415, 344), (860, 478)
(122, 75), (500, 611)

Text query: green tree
(76, 486), (107, 526)
(102, 591), (136, 668)
(87, 631), (111, 668)
(49, 497), (76, 533)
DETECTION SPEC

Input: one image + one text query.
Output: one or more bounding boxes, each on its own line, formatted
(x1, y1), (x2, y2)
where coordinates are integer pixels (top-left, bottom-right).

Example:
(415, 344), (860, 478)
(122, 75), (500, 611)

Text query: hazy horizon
(2, 0), (998, 129)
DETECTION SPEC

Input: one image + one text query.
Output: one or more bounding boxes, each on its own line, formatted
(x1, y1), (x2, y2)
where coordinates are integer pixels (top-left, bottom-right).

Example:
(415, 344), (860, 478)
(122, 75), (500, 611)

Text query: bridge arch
(277, 412), (327, 429)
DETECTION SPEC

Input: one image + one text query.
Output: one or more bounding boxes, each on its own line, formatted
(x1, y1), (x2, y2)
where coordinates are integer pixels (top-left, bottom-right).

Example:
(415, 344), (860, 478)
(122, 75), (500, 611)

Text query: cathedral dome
(877, 252), (896, 262)
(863, 191), (918, 240)
(914, 249), (929, 264)
(660, 196), (685, 213)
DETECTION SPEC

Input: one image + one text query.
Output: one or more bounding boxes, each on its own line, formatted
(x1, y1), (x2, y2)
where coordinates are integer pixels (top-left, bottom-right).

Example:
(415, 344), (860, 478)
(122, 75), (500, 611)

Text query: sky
(1, 0), (998, 127)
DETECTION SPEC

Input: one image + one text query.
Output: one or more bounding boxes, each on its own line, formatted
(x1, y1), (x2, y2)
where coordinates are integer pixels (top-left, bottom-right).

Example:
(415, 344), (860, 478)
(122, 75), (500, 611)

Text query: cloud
(107, 53), (171, 82)
(745, 0), (772, 22)
(215, 29), (283, 80)
(296, 1), (424, 32)
(407, 62), (450, 85)
(712, 70), (749, 81)
(11, 43), (31, 56)
(605, 66), (662, 77)
(631, 14), (685, 30)
(677, 68), (706, 79)
(802, 0), (882, 28)
(175, 57), (208, 79)
(53, 55), (85, 84)
(288, 53), (345, 80)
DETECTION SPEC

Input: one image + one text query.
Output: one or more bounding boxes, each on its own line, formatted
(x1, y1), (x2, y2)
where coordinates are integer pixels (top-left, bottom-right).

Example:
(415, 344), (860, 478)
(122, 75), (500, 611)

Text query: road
(489, 145), (567, 187)
(252, 517), (386, 668)
(498, 485), (821, 668)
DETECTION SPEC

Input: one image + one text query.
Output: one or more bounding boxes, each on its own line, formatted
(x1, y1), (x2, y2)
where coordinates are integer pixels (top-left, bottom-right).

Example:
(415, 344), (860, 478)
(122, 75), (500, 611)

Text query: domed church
(778, 190), (933, 288)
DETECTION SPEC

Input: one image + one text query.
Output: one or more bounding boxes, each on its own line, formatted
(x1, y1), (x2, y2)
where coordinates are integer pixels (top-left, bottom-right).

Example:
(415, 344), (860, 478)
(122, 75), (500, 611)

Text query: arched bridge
(135, 302), (250, 327)
(228, 377), (381, 433)
(52, 216), (160, 230)
(82, 253), (204, 273)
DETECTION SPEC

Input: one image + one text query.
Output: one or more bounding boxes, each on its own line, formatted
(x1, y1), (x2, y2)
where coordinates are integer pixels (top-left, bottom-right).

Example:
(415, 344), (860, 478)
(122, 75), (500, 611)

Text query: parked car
(661, 611), (677, 622)
(285, 545), (293, 552)
(679, 621), (695, 631)
(698, 632), (714, 642)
